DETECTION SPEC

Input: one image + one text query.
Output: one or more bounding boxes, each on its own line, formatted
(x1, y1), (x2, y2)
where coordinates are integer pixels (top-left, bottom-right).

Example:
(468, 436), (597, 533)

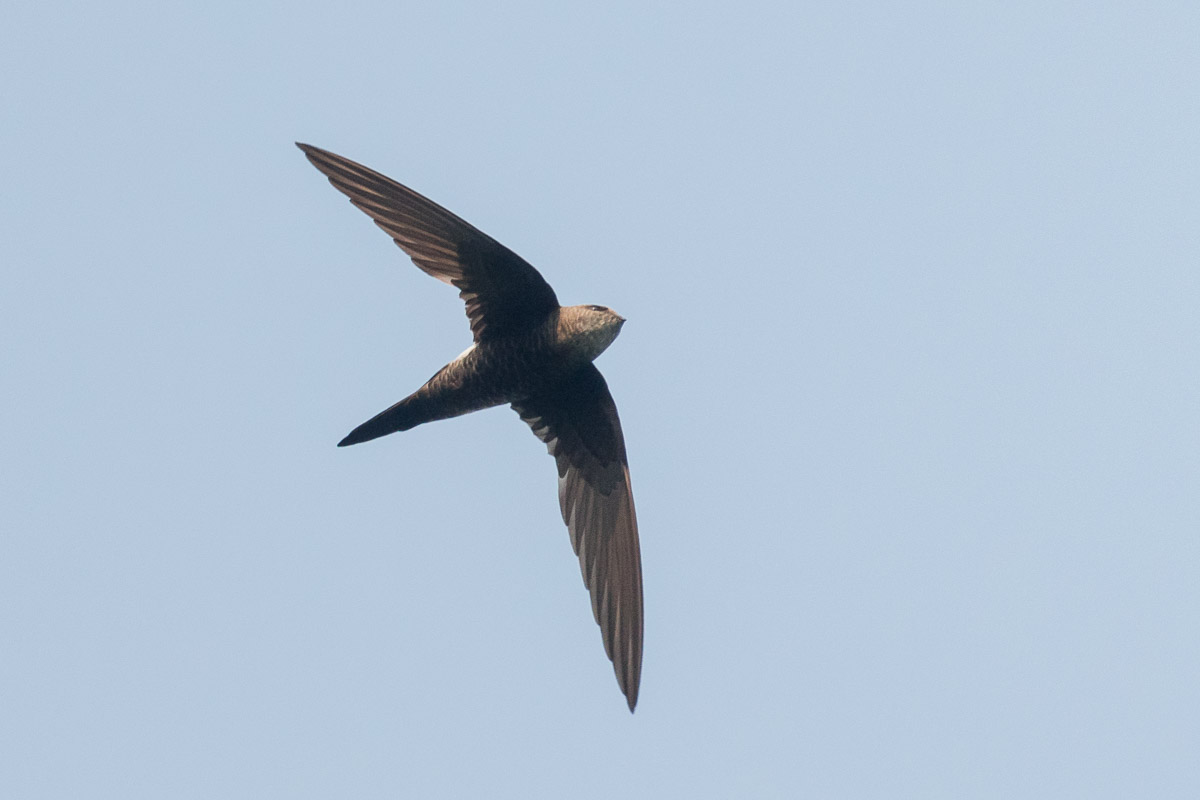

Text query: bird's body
(298, 143), (644, 710)
(340, 306), (625, 446)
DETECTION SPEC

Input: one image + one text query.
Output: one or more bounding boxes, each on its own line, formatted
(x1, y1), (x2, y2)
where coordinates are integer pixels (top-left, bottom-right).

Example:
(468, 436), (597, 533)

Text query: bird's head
(562, 304), (626, 362)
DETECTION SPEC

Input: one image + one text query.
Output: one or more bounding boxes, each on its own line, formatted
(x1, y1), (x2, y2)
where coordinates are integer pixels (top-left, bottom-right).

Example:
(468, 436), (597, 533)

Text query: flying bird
(297, 143), (643, 711)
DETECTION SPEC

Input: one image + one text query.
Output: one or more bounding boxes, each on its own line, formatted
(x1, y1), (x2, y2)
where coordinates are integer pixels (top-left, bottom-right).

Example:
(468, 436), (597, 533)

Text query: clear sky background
(3, 2), (1198, 797)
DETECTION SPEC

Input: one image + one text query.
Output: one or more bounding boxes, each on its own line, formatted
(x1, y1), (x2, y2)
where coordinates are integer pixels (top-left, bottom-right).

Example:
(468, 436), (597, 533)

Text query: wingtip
(624, 681), (639, 712)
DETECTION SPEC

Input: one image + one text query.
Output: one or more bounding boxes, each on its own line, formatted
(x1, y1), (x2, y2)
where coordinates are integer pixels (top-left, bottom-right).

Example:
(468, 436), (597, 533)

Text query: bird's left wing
(297, 143), (560, 341)
(512, 364), (644, 711)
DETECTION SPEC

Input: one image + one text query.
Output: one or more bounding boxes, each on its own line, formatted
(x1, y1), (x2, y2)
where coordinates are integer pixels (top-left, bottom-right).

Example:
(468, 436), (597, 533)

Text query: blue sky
(3, 2), (1198, 797)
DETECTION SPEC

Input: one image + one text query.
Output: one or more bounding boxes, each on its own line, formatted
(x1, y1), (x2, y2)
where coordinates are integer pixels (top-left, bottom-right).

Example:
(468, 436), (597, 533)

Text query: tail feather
(338, 395), (427, 446)
(338, 358), (507, 447)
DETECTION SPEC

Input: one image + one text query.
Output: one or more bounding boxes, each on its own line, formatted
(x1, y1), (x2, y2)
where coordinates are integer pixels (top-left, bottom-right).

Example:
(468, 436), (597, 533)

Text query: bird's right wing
(512, 364), (643, 711)
(298, 143), (560, 341)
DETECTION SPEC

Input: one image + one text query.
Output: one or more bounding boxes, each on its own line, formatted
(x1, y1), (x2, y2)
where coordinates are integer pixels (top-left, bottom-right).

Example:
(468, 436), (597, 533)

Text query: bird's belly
(415, 340), (551, 420)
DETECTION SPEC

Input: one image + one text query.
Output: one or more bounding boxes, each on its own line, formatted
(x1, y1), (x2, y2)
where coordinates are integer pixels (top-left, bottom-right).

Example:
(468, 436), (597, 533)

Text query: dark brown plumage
(298, 143), (644, 711)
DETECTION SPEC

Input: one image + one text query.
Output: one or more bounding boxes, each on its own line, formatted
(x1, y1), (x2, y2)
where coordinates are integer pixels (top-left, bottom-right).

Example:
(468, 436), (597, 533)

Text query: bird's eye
(587, 304), (606, 312)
